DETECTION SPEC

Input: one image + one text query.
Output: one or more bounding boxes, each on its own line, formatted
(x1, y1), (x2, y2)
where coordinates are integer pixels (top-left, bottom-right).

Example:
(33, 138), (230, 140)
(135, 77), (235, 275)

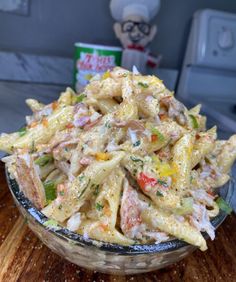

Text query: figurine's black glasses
(121, 20), (151, 36)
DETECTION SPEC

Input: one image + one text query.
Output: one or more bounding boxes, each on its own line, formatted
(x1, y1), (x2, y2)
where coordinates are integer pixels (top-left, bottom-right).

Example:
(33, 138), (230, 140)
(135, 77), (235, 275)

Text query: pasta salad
(1, 67), (235, 251)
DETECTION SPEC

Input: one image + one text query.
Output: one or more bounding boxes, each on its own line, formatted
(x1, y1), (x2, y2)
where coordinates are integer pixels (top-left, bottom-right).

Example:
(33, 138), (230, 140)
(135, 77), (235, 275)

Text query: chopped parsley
(104, 121), (111, 128)
(78, 179), (91, 199)
(189, 114), (199, 129)
(78, 175), (85, 182)
(138, 82), (149, 88)
(130, 156), (144, 164)
(133, 140), (141, 147)
(156, 191), (164, 197)
(216, 197), (232, 215)
(157, 179), (168, 187)
(18, 127), (27, 137)
(96, 203), (104, 211)
(93, 185), (100, 196)
(76, 93), (86, 103)
(35, 154), (53, 167)
(30, 140), (36, 153)
(59, 191), (65, 196)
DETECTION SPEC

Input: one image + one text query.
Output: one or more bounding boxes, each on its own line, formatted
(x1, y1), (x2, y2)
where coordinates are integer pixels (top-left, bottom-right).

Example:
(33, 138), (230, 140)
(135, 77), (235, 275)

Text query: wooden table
(0, 161), (235, 282)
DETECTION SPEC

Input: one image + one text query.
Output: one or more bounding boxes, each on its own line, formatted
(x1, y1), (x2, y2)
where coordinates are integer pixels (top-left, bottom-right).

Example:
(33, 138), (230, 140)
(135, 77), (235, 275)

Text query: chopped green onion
(96, 203), (104, 211)
(176, 197), (194, 215)
(43, 219), (59, 228)
(138, 82), (149, 88)
(43, 180), (57, 203)
(151, 128), (165, 142)
(133, 140), (141, 147)
(35, 154), (53, 167)
(156, 191), (164, 197)
(216, 197), (232, 215)
(18, 127), (27, 137)
(189, 114), (199, 129)
(76, 94), (86, 103)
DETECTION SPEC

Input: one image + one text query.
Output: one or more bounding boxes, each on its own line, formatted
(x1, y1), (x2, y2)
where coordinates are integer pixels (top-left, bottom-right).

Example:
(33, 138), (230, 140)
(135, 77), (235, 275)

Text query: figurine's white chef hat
(110, 0), (161, 22)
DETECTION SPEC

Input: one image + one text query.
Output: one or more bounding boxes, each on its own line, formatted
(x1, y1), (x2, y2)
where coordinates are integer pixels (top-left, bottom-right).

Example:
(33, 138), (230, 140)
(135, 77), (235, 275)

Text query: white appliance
(177, 9), (236, 134)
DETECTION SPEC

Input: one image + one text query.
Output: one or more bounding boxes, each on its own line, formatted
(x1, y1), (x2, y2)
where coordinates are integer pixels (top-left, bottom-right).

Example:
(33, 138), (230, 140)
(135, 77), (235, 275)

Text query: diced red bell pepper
(151, 134), (158, 142)
(137, 172), (157, 191)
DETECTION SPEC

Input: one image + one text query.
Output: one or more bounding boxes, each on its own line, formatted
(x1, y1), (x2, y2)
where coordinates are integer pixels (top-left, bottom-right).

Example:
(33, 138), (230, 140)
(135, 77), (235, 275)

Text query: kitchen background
(1, 0), (236, 70)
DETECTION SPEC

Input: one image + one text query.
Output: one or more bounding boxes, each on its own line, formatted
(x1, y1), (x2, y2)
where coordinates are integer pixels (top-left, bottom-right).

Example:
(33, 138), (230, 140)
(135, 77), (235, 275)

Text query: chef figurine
(110, 0), (161, 73)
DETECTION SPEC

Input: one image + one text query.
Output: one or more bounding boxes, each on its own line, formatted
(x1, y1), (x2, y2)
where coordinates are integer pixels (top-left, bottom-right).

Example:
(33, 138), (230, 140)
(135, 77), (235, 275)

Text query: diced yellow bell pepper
(95, 152), (110, 161)
(102, 71), (111, 80)
(152, 155), (177, 177)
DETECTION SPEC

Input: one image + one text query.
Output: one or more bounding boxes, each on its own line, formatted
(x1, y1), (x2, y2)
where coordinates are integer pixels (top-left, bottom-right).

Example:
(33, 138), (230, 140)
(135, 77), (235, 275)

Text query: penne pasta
(172, 132), (195, 195)
(142, 206), (207, 251)
(42, 151), (125, 222)
(1, 67), (235, 251)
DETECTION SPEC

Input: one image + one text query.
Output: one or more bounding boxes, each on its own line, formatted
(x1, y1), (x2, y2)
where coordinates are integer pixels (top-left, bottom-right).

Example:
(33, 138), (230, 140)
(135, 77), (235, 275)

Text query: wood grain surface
(0, 161), (235, 282)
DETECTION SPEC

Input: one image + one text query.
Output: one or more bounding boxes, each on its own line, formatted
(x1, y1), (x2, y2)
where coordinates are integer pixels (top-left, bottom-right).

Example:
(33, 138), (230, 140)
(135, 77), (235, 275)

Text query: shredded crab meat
(79, 156), (93, 166)
(190, 204), (215, 240)
(67, 212), (81, 232)
(161, 96), (187, 125)
(120, 179), (168, 243)
(15, 154), (46, 209)
(144, 231), (169, 244)
(106, 139), (120, 152)
(190, 189), (215, 206)
(26, 104), (54, 125)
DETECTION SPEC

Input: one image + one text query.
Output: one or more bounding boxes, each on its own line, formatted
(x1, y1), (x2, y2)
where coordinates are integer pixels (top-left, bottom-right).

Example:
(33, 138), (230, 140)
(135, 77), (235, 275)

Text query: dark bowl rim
(5, 166), (233, 255)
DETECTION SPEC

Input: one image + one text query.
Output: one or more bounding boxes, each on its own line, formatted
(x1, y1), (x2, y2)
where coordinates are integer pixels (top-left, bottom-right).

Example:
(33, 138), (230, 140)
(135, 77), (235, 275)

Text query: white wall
(1, 0), (236, 69)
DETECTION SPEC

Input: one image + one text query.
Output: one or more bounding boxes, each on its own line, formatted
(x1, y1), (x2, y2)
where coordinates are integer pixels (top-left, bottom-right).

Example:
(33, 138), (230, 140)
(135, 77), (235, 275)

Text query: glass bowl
(5, 167), (234, 275)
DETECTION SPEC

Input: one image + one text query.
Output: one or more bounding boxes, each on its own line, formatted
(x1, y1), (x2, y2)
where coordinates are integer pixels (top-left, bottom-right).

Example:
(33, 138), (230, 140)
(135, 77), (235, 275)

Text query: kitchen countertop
(0, 161), (235, 281)
(0, 81), (66, 158)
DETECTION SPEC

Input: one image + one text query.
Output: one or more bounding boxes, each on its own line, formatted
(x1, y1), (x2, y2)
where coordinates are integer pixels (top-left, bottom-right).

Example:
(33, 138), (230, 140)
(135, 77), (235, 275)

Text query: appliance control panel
(193, 10), (236, 70)
(217, 27), (234, 49)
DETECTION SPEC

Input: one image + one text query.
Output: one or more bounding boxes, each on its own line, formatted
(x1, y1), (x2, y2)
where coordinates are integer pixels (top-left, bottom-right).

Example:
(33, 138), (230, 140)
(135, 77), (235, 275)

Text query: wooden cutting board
(0, 161), (235, 282)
